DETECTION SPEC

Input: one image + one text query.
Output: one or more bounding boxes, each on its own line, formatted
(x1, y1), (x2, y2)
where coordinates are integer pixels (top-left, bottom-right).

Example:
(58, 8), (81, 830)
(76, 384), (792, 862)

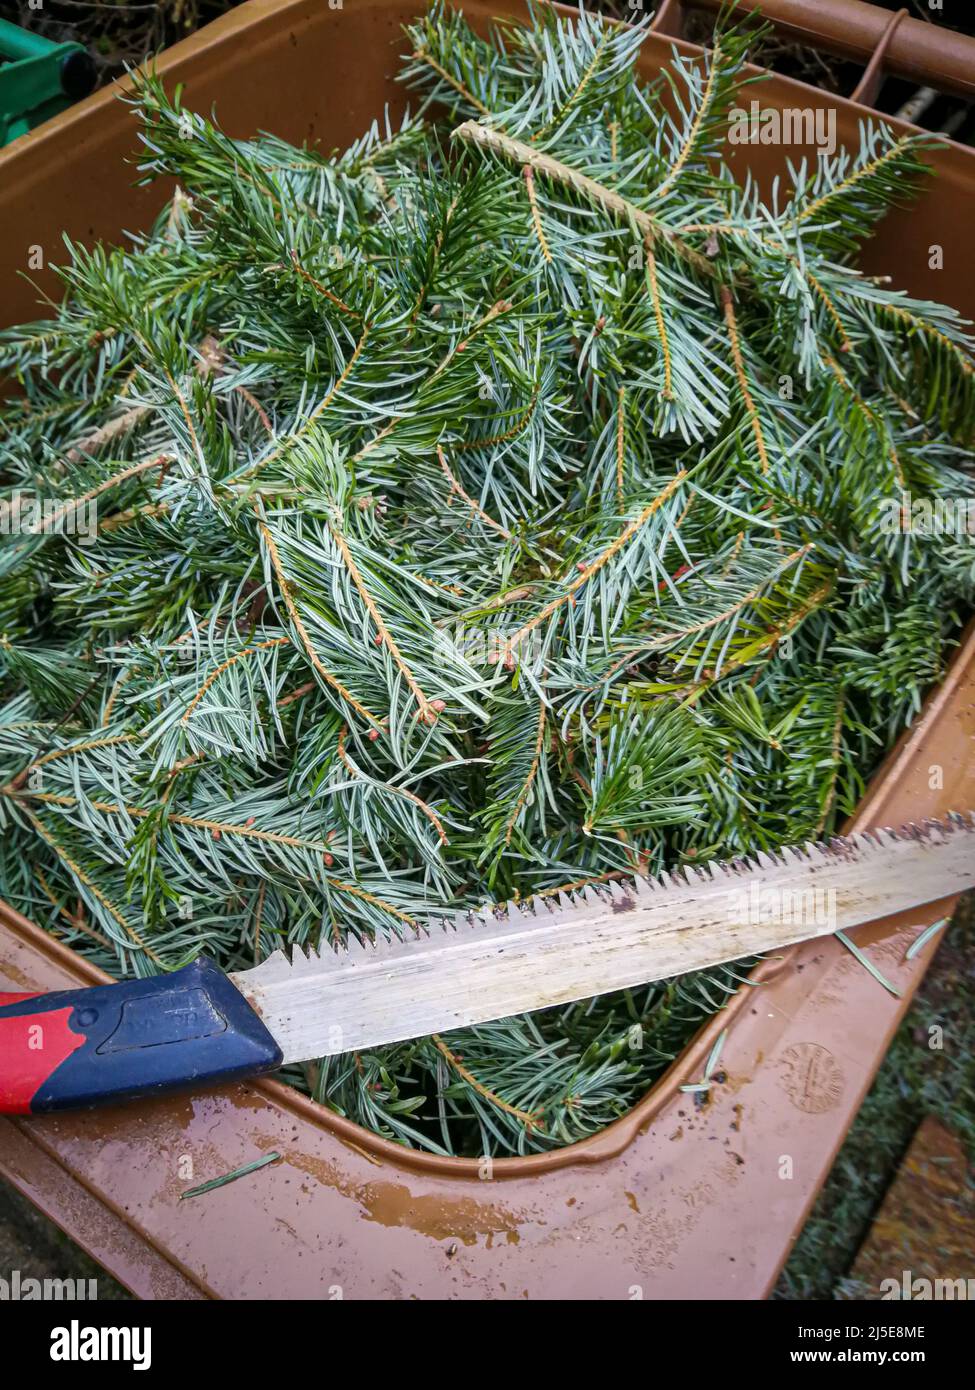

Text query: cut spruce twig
(179, 1152), (281, 1200)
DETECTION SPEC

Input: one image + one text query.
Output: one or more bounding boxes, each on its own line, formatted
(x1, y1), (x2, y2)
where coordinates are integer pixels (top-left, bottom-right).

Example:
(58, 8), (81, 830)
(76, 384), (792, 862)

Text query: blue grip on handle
(0, 957), (282, 1113)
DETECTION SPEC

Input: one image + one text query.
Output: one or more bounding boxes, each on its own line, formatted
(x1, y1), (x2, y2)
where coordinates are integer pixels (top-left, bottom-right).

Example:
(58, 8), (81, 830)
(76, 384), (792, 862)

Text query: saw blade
(230, 812), (975, 1064)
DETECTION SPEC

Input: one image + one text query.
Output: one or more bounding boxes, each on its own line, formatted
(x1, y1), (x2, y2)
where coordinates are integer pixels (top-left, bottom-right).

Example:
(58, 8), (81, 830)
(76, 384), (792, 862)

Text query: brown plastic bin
(1, 0), (974, 1300)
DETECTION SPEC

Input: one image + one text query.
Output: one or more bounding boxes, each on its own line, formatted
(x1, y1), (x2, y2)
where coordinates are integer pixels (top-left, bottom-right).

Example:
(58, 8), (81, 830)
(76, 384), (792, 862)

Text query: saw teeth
(608, 879), (636, 904)
(249, 947), (290, 981)
(342, 934), (374, 959)
(289, 946), (312, 971)
(238, 812), (971, 984)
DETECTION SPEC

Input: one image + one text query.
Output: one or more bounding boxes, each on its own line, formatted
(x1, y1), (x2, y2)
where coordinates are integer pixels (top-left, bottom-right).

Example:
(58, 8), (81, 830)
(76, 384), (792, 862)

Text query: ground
(775, 892), (975, 1299)
(0, 1181), (128, 1301)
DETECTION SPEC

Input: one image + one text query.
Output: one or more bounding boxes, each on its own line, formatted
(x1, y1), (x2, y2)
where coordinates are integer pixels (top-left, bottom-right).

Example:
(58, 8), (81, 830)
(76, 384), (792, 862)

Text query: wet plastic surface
(1, 0), (974, 1299)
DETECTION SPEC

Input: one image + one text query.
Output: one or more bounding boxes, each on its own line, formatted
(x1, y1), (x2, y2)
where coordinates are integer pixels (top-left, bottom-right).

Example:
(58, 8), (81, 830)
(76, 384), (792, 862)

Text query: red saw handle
(0, 958), (281, 1114)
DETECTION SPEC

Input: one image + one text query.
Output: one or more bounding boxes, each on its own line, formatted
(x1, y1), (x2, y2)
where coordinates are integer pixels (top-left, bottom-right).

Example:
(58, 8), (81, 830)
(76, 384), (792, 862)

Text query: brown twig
(252, 880), (267, 965)
(615, 386), (627, 512)
(436, 446), (516, 541)
(720, 286), (770, 475)
(327, 510), (438, 724)
(432, 1034), (542, 1130)
(257, 517), (382, 728)
(644, 238), (673, 401)
(452, 122), (715, 280)
(498, 471), (687, 658)
(523, 165), (552, 263)
(64, 404), (152, 466)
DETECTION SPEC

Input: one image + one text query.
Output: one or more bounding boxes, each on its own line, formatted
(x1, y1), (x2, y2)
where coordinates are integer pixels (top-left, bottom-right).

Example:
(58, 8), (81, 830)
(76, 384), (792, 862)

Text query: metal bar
(662, 0), (975, 101)
(0, 17), (56, 64)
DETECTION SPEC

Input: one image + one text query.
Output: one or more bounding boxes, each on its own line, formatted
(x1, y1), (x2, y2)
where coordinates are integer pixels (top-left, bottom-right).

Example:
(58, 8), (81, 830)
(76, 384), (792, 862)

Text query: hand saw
(1, 812), (971, 1115)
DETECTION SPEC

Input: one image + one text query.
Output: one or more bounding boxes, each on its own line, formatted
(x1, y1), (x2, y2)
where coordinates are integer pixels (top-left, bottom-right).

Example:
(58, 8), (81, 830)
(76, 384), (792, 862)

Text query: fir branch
(33, 453), (172, 535)
(529, 25), (611, 145)
(500, 471), (688, 657)
(502, 699), (547, 846)
(431, 1033), (542, 1130)
(21, 806), (162, 965)
(180, 636), (291, 725)
(286, 249), (360, 320)
(796, 133), (917, 227)
(436, 445), (516, 540)
(237, 320), (373, 484)
(326, 508), (438, 725)
(822, 351), (906, 490)
(720, 287), (770, 474)
(413, 47), (491, 118)
(337, 724), (448, 846)
(451, 121), (716, 279)
(256, 516), (383, 728)
(34, 864), (114, 955)
(652, 39), (725, 200)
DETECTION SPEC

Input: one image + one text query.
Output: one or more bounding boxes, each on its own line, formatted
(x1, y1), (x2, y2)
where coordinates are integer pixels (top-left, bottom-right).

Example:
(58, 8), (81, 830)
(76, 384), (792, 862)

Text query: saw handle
(0, 956), (282, 1115)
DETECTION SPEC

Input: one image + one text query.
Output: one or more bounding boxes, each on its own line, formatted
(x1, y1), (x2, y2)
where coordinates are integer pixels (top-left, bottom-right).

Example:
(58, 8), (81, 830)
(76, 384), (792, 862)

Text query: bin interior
(0, 0), (973, 1299)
